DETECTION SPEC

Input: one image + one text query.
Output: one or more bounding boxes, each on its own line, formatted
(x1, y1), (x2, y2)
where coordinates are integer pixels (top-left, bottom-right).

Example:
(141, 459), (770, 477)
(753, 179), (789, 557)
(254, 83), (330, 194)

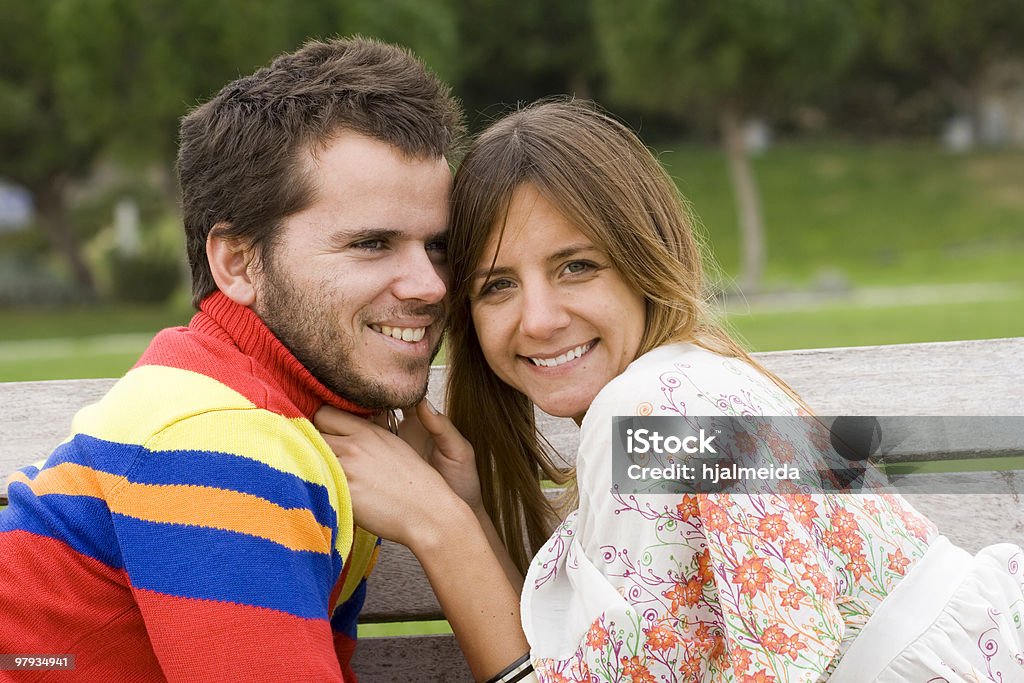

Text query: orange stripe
(7, 462), (115, 499)
(12, 462), (332, 554)
(111, 482), (333, 554)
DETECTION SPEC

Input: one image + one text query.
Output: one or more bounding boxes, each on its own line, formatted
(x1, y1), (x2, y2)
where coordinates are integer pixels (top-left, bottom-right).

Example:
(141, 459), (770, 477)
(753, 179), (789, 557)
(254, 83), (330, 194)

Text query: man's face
(253, 132), (452, 410)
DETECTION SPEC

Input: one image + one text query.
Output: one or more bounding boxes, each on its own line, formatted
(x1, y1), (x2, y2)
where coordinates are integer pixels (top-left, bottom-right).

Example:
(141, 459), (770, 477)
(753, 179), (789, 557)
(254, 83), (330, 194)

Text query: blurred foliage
(592, 0), (860, 125)
(106, 250), (181, 304)
(0, 0), (1022, 306)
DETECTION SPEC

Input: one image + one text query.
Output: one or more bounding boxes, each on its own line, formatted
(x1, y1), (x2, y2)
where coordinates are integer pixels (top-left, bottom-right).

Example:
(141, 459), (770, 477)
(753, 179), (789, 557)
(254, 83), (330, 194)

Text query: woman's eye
(564, 260), (595, 275)
(481, 278), (514, 295)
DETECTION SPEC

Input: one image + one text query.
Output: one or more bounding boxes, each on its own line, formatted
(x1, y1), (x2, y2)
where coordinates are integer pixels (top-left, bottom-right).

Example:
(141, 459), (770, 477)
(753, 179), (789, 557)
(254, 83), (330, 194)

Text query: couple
(0, 37), (1021, 683)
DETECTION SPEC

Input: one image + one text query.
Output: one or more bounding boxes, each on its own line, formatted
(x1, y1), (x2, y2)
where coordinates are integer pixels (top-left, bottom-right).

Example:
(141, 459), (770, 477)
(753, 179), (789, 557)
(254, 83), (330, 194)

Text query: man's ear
(206, 223), (258, 307)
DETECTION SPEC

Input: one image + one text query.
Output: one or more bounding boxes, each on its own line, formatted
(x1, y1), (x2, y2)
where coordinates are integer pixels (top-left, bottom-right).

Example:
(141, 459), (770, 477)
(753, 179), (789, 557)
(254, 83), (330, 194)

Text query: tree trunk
(32, 178), (98, 300)
(719, 106), (766, 294)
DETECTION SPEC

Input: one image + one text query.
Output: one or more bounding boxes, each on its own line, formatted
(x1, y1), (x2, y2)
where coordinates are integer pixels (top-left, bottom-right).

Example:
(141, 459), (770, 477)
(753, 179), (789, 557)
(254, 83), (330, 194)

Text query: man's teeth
(371, 325), (426, 342)
(529, 343), (592, 368)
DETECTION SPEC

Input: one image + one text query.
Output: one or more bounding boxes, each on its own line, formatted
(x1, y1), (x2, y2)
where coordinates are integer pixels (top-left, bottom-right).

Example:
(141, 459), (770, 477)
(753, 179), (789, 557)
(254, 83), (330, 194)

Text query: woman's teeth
(371, 325), (426, 342)
(529, 342), (593, 368)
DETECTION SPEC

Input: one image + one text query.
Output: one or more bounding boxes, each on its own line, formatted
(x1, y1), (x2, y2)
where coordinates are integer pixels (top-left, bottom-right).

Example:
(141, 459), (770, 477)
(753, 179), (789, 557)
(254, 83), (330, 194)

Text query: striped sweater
(0, 291), (380, 682)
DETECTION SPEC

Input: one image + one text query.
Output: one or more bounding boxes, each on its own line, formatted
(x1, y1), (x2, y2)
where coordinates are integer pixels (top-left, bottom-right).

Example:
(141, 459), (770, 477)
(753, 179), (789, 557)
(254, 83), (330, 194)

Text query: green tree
(0, 0), (103, 296)
(1, 0), (460, 299)
(455, 0), (599, 128)
(854, 0), (1024, 138)
(592, 0), (858, 291)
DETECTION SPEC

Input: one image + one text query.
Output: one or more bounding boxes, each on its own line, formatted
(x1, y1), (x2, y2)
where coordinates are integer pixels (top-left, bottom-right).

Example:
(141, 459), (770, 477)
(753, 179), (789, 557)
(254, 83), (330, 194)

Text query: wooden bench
(1, 336), (1022, 681)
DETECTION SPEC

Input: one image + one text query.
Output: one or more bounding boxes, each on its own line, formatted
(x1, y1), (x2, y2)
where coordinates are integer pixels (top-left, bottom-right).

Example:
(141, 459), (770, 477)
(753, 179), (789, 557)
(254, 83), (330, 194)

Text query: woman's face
(469, 183), (646, 423)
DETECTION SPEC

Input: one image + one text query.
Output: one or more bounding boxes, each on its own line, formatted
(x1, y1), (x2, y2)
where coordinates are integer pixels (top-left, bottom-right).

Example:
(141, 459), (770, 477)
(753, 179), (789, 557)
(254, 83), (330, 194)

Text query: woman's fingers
(414, 399), (472, 458)
(314, 405), (388, 437)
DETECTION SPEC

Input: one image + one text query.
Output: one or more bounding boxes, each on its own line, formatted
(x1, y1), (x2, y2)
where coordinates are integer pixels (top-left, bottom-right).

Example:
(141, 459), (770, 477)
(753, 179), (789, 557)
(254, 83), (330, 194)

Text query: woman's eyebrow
(470, 265), (512, 282)
(547, 244), (599, 262)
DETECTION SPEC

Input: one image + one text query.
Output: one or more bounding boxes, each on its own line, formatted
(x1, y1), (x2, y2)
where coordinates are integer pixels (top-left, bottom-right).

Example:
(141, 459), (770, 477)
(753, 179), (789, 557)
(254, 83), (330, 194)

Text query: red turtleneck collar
(187, 291), (375, 419)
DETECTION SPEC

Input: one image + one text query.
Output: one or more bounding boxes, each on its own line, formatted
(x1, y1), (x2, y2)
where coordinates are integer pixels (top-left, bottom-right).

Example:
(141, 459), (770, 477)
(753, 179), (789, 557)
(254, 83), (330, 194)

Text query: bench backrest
(1, 337), (1022, 681)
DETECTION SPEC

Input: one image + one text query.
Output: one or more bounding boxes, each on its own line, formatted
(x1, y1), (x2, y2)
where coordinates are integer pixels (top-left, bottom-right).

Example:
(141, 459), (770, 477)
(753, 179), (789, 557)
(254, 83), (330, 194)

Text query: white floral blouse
(521, 343), (938, 682)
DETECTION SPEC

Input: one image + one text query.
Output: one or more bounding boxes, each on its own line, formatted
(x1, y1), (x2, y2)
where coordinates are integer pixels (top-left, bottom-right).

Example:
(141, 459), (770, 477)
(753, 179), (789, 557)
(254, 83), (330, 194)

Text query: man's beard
(256, 259), (442, 410)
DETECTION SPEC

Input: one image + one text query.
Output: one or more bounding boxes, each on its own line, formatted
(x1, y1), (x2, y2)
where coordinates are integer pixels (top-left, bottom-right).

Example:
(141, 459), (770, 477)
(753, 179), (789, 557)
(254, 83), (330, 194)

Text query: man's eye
(426, 239), (448, 253)
(353, 239), (386, 250)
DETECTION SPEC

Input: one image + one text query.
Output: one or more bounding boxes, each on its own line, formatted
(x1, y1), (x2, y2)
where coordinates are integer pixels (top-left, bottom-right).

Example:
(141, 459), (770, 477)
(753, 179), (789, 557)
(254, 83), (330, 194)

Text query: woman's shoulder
(582, 341), (801, 426)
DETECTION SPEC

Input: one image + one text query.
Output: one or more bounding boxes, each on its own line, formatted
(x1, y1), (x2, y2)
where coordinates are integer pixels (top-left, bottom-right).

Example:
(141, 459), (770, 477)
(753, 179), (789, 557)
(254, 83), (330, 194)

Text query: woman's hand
(314, 405), (465, 548)
(398, 399), (484, 513)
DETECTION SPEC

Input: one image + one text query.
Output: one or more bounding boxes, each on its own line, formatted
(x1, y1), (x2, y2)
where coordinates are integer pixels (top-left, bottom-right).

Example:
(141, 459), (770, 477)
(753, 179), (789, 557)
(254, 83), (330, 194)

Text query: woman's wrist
(405, 492), (477, 556)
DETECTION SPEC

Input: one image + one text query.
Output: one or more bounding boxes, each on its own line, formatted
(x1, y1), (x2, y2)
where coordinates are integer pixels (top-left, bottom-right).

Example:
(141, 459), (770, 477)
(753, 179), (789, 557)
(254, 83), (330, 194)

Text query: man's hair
(177, 36), (465, 307)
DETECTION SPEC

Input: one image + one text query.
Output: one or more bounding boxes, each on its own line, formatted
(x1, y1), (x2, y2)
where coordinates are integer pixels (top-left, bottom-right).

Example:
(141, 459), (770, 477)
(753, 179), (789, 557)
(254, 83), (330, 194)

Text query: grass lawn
(0, 140), (1021, 380)
(660, 141), (1024, 287)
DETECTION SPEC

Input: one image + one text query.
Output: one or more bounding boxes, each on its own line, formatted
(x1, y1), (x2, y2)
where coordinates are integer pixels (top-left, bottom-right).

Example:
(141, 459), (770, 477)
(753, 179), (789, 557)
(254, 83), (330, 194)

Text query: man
(0, 37), (461, 681)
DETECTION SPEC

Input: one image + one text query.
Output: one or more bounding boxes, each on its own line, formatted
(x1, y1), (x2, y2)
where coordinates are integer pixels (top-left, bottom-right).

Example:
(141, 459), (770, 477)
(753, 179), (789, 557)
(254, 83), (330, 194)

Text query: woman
(318, 99), (1024, 682)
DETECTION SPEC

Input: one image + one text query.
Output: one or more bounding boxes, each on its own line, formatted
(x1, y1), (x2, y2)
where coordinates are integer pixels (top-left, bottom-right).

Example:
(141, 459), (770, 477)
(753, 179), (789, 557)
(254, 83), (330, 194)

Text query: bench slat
(352, 633), (473, 682)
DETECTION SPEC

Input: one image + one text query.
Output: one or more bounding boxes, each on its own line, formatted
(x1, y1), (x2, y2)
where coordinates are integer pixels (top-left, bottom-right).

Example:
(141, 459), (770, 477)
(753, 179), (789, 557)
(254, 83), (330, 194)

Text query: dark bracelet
(482, 652), (534, 683)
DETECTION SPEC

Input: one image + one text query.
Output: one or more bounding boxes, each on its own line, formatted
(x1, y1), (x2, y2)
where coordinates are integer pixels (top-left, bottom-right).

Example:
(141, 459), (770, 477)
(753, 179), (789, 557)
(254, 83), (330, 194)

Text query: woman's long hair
(446, 99), (802, 574)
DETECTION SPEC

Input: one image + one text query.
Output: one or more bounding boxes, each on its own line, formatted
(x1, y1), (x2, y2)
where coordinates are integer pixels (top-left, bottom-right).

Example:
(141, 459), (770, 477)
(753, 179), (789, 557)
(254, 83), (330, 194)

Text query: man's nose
(392, 249), (447, 304)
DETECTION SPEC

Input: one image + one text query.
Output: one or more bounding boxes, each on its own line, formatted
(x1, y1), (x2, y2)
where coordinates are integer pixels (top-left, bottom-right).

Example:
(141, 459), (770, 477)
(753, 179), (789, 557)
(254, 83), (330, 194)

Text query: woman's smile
(470, 183), (646, 422)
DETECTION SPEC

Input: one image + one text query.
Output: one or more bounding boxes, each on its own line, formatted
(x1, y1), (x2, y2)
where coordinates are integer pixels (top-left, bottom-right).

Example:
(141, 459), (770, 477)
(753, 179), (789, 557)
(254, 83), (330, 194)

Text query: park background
(1, 0), (1022, 382)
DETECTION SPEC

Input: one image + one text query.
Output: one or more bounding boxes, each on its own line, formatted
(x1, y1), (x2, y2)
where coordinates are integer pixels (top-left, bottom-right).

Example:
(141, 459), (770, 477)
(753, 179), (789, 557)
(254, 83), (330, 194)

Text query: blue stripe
(125, 447), (337, 531)
(331, 578), (367, 639)
(113, 515), (343, 619)
(0, 487), (124, 570)
(44, 434), (337, 533)
(45, 434), (141, 478)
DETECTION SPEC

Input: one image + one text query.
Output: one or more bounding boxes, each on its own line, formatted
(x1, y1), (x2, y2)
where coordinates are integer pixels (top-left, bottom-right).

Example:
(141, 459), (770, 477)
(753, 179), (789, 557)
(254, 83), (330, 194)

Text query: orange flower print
(829, 507), (859, 534)
(733, 430), (759, 456)
(696, 548), (714, 584)
(786, 495), (818, 529)
(664, 577), (704, 611)
(679, 656), (703, 680)
(731, 647), (752, 674)
(887, 548), (911, 575)
(760, 624), (788, 652)
(801, 566), (835, 600)
(702, 501), (732, 535)
(768, 436), (797, 464)
(824, 528), (864, 557)
(780, 582), (805, 609)
(676, 495), (701, 521)
(740, 671), (777, 683)
(783, 539), (810, 564)
(534, 661), (570, 683)
(644, 622), (680, 652)
(845, 554), (871, 580)
(732, 557), (772, 599)
(757, 513), (790, 541)
(585, 620), (609, 650)
(620, 656), (656, 683)
(863, 500), (880, 515)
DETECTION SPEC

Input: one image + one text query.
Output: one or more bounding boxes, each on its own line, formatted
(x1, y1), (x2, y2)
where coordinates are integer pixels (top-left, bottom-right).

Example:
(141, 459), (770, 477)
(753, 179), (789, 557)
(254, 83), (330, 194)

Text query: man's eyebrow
(326, 227), (400, 247)
(327, 227), (449, 248)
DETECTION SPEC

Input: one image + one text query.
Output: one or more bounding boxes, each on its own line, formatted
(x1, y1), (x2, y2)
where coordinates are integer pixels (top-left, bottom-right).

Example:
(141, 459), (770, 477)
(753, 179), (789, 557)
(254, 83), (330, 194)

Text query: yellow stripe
(71, 365), (256, 447)
(143, 410), (353, 558)
(335, 528), (380, 609)
(59, 364), (354, 559)
(12, 462), (333, 554)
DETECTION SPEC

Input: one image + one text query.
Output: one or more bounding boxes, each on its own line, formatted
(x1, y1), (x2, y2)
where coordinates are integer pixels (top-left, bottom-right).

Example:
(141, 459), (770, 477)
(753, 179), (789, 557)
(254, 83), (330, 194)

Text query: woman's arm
(314, 406), (529, 682)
